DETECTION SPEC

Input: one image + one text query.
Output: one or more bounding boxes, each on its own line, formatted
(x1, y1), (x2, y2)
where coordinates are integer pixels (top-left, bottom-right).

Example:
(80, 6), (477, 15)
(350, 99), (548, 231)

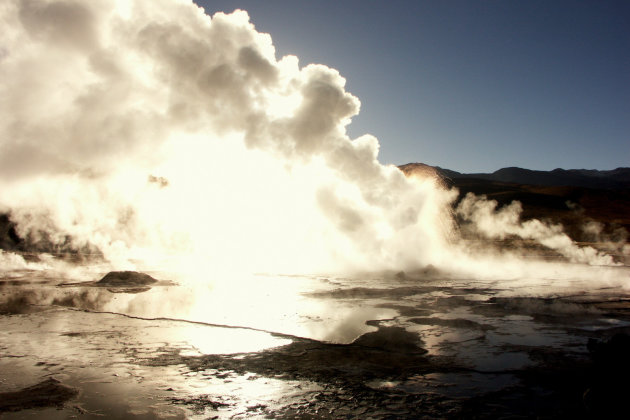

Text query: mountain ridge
(400, 163), (630, 190)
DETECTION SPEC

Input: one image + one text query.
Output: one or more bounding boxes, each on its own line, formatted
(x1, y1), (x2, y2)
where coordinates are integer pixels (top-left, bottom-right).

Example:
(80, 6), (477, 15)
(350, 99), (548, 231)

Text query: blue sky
(195, 1), (629, 173)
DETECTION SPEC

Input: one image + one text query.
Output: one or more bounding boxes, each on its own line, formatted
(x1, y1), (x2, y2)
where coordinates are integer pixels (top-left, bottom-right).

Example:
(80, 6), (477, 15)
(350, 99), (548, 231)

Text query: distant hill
(399, 163), (630, 248)
(421, 165), (630, 190)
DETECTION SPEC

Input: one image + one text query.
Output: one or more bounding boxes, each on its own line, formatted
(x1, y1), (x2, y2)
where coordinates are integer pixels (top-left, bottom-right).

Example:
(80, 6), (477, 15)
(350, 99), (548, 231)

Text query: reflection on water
(175, 326), (292, 356)
(2, 264), (630, 417)
(0, 309), (306, 419)
(368, 371), (521, 397)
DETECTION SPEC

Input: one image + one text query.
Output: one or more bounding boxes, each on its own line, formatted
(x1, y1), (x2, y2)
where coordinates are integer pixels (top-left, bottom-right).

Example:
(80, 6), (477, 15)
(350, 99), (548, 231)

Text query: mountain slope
(425, 165), (630, 190)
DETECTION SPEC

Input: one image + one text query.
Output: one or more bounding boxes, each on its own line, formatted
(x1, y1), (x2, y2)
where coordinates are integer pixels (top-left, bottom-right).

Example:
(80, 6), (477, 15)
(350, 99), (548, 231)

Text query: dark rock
(0, 377), (78, 412)
(96, 271), (158, 287)
(353, 326), (427, 354)
(0, 213), (21, 251)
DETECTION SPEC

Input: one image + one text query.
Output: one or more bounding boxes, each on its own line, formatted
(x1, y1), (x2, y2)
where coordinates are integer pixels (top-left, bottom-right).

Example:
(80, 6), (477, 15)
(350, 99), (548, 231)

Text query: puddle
(370, 371), (520, 397)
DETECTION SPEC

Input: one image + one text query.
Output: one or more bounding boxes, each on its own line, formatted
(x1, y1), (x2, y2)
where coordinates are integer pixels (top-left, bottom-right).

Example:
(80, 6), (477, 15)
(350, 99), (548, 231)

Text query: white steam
(0, 0), (625, 284)
(0, 0), (454, 274)
(456, 193), (618, 266)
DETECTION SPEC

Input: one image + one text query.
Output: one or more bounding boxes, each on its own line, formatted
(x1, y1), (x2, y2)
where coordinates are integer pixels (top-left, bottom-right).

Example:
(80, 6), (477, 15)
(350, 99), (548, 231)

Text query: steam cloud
(0, 0), (624, 282)
(456, 193), (617, 266)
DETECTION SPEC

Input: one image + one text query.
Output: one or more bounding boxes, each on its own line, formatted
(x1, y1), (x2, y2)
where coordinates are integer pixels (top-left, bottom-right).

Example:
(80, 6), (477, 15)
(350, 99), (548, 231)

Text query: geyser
(0, 0), (624, 285)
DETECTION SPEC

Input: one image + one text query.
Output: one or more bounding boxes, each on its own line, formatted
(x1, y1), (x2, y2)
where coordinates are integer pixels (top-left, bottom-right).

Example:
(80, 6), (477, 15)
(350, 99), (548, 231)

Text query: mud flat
(1, 269), (630, 418)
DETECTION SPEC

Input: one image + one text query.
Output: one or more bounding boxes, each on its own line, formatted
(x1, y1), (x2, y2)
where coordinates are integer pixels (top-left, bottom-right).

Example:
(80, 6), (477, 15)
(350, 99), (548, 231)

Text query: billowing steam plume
(0, 0), (623, 282)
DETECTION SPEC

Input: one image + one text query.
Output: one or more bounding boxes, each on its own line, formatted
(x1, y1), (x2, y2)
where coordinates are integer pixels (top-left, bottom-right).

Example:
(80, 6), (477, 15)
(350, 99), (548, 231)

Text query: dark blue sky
(195, 0), (629, 172)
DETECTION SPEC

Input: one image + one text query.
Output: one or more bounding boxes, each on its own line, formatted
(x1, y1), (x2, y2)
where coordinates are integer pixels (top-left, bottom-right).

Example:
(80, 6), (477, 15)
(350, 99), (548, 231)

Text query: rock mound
(353, 326), (427, 354)
(0, 377), (78, 412)
(96, 271), (158, 287)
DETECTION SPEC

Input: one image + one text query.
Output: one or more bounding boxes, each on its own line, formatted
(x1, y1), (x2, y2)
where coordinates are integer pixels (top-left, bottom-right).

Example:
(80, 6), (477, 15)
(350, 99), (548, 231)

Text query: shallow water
(1, 264), (630, 418)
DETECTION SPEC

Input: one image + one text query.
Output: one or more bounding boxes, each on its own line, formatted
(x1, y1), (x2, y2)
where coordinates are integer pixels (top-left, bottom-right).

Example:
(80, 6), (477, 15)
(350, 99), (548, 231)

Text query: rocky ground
(2, 268), (630, 418)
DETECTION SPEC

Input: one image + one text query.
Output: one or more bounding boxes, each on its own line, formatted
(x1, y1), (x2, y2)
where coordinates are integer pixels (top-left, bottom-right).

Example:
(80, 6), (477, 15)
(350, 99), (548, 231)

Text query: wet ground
(1, 264), (630, 418)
